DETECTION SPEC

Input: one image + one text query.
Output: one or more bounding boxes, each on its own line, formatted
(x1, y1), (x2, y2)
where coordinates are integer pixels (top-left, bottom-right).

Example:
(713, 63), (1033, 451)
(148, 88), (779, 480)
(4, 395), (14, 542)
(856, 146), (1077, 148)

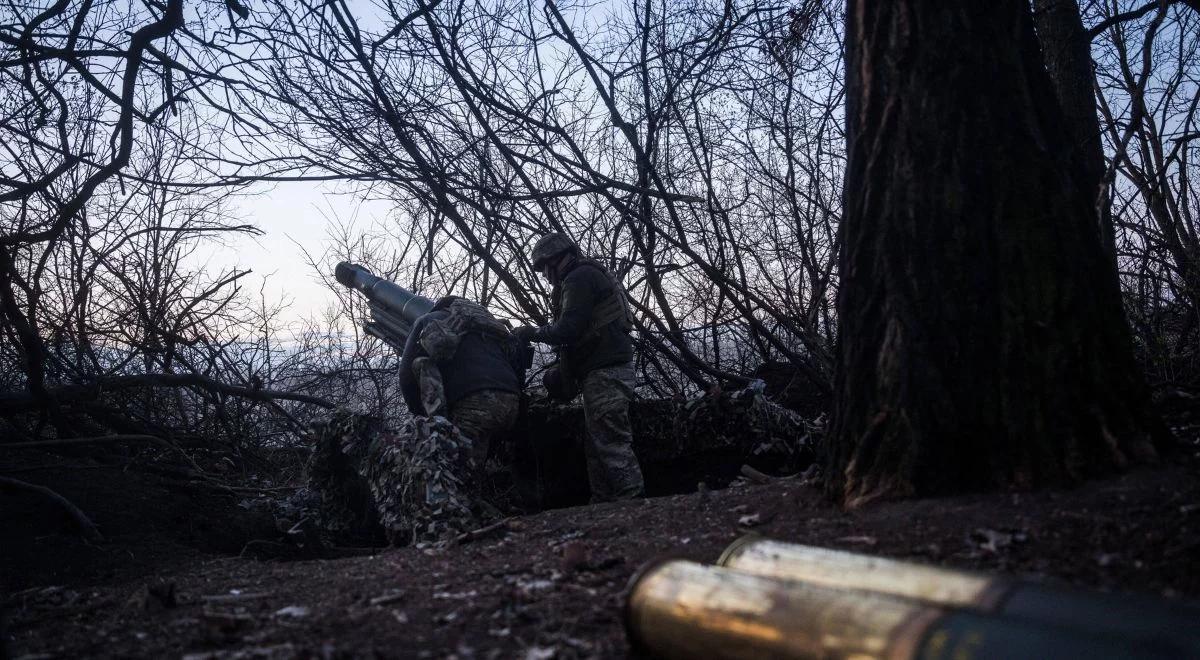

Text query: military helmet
(530, 232), (577, 270)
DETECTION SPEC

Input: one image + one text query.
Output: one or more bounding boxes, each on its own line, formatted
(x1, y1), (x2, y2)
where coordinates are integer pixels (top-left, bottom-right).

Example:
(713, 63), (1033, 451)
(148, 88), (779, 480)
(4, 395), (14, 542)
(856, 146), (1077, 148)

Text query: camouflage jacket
(533, 258), (634, 379)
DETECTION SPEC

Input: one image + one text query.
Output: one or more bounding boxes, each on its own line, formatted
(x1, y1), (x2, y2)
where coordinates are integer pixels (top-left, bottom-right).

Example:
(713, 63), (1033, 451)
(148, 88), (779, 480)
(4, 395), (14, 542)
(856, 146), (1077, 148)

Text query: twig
(0, 476), (103, 542)
(740, 464), (776, 484)
(369, 592), (406, 606)
(200, 592), (272, 603)
(325, 545), (382, 558)
(226, 485), (302, 493)
(454, 517), (512, 545)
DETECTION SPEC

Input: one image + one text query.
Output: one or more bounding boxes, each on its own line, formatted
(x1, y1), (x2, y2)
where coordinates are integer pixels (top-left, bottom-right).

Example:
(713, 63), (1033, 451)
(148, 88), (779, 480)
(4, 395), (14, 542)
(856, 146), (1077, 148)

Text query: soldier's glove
(512, 325), (540, 344)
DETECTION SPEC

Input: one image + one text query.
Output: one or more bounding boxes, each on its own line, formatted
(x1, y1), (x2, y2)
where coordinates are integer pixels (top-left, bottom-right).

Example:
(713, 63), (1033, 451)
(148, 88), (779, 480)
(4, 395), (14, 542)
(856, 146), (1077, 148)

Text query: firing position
(324, 263), (524, 544)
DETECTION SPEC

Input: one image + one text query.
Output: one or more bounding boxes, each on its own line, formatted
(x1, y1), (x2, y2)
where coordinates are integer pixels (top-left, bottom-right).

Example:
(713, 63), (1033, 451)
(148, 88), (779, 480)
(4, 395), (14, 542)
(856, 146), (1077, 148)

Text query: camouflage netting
(302, 412), (484, 546)
(304, 413), (382, 544)
(634, 385), (817, 464)
(364, 416), (478, 545)
(303, 385), (819, 545)
(510, 384), (820, 507)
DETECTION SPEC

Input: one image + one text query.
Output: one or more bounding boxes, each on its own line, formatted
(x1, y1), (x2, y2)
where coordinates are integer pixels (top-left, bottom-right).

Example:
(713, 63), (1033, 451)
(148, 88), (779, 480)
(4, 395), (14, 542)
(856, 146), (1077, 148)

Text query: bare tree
(1, 1), (332, 476)
(827, 0), (1167, 506)
(1089, 1), (1200, 384)
(195, 0), (845, 399)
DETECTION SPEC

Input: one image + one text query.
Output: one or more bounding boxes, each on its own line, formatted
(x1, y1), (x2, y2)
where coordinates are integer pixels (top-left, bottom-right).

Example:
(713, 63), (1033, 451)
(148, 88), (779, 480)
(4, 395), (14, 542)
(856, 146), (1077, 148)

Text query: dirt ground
(6, 456), (1200, 659)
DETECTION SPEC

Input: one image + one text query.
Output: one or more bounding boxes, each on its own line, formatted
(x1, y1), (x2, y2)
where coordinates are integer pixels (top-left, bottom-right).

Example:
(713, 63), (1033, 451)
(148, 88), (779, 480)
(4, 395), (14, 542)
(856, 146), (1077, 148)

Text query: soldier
(399, 295), (523, 477)
(513, 233), (645, 502)
(319, 265), (527, 544)
(358, 295), (517, 543)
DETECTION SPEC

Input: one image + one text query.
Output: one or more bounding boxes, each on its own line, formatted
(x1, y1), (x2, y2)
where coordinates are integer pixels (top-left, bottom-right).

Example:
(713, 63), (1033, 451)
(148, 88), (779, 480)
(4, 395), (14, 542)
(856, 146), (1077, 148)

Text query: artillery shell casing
(717, 537), (1005, 608)
(717, 536), (1200, 655)
(625, 559), (936, 659)
(624, 560), (1176, 660)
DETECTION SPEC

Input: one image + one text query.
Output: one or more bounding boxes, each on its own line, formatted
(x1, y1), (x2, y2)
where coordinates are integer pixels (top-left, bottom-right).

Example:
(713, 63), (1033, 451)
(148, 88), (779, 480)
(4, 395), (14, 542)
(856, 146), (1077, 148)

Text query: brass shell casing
(717, 536), (1008, 609)
(716, 536), (1200, 657)
(625, 559), (937, 660)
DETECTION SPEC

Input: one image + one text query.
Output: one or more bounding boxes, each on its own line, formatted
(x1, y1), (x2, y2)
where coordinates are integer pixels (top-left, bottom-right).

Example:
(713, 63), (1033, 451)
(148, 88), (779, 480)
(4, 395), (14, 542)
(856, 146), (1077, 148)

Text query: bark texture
(1032, 0), (1115, 259)
(828, 1), (1167, 507)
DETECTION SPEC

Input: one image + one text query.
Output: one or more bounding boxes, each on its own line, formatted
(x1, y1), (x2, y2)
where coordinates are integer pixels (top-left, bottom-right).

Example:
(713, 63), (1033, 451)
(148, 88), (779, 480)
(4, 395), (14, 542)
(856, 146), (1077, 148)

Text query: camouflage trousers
(581, 363), (644, 502)
(414, 355), (518, 470)
(450, 389), (520, 473)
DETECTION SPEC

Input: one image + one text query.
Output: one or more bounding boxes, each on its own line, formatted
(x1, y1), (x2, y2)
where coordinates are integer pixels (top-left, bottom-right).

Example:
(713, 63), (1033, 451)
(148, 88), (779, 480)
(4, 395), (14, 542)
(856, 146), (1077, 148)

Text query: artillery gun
(334, 261), (434, 350)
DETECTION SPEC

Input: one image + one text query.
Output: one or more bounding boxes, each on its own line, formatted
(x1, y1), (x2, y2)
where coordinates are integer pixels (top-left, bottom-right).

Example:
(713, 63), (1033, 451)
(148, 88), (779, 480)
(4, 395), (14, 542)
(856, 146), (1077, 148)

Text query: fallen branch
(0, 476), (104, 542)
(0, 372), (336, 415)
(0, 463), (118, 474)
(740, 464), (812, 484)
(740, 464), (777, 484)
(3, 434), (177, 450)
(455, 517), (512, 545)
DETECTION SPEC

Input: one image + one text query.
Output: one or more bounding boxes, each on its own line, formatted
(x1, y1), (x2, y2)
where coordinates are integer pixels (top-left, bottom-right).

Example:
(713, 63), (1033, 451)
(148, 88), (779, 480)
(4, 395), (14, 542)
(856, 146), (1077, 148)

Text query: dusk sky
(203, 181), (390, 329)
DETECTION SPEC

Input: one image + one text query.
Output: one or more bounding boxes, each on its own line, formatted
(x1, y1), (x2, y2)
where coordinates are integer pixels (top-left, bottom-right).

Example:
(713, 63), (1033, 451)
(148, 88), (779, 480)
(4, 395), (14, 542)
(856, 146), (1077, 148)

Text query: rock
(273, 605), (310, 618)
(560, 542), (589, 573)
(737, 513), (761, 527)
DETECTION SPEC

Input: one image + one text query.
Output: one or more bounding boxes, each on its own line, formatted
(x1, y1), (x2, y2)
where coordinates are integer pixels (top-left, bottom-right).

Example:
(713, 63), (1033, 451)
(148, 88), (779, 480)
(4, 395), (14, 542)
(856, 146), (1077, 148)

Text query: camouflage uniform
(516, 234), (645, 502)
(450, 388), (521, 472)
(580, 363), (644, 501)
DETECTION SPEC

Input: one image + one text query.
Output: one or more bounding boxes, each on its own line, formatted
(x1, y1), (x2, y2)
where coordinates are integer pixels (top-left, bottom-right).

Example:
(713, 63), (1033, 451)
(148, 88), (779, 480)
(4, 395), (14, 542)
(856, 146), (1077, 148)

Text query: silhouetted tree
(1034, 0), (1115, 258)
(827, 1), (1169, 506)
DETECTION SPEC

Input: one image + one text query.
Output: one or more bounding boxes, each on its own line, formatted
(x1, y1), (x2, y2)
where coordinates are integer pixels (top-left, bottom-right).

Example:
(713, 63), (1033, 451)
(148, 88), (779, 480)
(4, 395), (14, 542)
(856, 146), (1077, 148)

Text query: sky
(187, 0), (642, 333)
(199, 181), (391, 330)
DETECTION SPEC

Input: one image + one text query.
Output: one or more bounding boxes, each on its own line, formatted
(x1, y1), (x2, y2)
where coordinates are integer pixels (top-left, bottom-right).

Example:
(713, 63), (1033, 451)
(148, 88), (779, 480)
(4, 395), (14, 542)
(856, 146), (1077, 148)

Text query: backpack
(418, 299), (531, 380)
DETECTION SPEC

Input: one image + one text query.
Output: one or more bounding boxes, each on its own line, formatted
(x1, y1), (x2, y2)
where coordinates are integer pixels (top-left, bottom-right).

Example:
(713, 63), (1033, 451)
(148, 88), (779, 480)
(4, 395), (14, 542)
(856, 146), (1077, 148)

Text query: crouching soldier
(513, 233), (645, 502)
(380, 295), (523, 542)
(400, 295), (522, 468)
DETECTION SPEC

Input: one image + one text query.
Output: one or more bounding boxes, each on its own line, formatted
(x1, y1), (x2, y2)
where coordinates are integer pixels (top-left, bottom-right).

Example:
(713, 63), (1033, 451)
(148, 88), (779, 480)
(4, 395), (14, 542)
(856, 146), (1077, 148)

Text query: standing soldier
(513, 233), (645, 502)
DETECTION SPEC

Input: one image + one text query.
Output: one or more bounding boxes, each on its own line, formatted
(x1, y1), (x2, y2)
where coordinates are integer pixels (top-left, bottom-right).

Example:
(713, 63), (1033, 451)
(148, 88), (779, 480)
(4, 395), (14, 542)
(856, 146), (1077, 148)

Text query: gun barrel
(335, 261), (435, 331)
(368, 302), (414, 339)
(364, 322), (406, 351)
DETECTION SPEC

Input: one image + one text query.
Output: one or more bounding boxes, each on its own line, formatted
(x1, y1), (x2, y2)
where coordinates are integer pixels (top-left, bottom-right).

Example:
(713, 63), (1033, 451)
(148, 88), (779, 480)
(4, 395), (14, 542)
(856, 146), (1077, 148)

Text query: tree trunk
(1032, 0), (1116, 261)
(827, 1), (1167, 507)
